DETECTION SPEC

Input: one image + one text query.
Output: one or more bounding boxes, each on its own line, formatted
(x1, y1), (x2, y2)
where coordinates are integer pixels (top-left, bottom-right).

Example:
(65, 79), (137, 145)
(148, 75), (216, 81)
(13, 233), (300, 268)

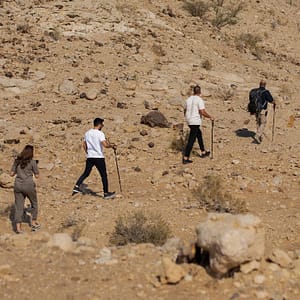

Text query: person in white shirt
(72, 118), (117, 199)
(183, 85), (214, 164)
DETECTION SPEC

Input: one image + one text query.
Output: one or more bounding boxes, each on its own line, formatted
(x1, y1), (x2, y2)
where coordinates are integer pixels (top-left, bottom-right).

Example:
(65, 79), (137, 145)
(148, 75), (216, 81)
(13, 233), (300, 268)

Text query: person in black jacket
(252, 80), (276, 144)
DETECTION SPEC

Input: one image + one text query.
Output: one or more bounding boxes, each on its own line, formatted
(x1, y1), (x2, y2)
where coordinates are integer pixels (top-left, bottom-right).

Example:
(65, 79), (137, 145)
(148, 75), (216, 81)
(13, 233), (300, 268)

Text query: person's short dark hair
(259, 80), (266, 88)
(193, 85), (201, 95)
(94, 118), (104, 126)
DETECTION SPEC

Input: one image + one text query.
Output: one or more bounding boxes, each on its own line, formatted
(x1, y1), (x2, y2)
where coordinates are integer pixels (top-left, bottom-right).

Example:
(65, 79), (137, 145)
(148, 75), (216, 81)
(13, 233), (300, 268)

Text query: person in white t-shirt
(72, 118), (117, 199)
(183, 85), (214, 164)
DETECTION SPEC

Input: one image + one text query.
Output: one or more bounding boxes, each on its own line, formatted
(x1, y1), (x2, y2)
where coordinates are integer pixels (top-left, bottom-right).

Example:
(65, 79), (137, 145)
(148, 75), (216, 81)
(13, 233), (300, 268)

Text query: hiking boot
(103, 192), (116, 200)
(72, 185), (82, 196)
(254, 134), (261, 144)
(31, 223), (41, 232)
(182, 159), (193, 164)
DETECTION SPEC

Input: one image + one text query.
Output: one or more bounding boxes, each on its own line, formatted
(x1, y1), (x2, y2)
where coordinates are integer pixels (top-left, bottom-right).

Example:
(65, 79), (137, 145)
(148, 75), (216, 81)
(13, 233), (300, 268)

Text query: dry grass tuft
(194, 175), (247, 214)
(110, 210), (171, 246)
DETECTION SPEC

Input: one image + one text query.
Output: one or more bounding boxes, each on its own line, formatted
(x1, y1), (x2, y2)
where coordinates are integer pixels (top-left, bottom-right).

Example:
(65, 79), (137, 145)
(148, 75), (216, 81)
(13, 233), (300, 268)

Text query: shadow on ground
(235, 128), (255, 138)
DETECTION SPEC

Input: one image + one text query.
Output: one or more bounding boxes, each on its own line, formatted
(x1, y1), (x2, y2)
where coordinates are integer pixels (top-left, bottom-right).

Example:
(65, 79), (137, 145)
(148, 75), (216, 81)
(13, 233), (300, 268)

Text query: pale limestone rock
(162, 257), (186, 284)
(268, 248), (293, 269)
(240, 260), (261, 274)
(58, 79), (77, 95)
(0, 264), (11, 275)
(293, 259), (300, 277)
(196, 213), (265, 276)
(0, 173), (14, 188)
(85, 88), (98, 100)
(47, 233), (75, 251)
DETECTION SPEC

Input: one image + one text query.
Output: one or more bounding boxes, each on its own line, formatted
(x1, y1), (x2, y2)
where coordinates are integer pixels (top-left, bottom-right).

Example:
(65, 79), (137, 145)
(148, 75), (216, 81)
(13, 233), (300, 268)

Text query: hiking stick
(272, 104), (276, 142)
(211, 120), (214, 159)
(114, 149), (122, 193)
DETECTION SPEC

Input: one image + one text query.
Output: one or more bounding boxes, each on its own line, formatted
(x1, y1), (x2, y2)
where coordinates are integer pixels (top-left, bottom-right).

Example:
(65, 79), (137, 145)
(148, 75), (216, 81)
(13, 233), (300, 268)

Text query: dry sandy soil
(0, 0), (299, 299)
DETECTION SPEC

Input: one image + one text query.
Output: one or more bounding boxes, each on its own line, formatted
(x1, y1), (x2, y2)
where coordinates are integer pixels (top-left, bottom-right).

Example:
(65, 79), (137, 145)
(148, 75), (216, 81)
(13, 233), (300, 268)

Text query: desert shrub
(170, 131), (189, 152)
(183, 1), (209, 17)
(0, 204), (14, 218)
(110, 210), (171, 246)
(152, 43), (166, 56)
(236, 33), (264, 59)
(202, 58), (212, 70)
(60, 216), (85, 241)
(194, 175), (247, 213)
(17, 24), (30, 34)
(212, 2), (243, 28)
(183, 0), (243, 27)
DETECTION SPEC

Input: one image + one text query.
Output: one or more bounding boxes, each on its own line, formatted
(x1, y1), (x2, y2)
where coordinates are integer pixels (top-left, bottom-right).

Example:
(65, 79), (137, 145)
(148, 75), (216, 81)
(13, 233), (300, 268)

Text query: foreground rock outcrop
(196, 213), (265, 276)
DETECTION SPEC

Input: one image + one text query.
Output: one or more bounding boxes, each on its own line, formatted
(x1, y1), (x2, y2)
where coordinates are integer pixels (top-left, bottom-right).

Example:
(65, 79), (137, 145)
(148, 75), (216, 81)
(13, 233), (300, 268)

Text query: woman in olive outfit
(10, 145), (40, 233)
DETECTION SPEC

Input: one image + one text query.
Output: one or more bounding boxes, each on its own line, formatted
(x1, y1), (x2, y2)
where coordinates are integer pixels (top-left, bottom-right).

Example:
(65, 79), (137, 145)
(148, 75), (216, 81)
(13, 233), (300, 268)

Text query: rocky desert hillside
(0, 0), (299, 299)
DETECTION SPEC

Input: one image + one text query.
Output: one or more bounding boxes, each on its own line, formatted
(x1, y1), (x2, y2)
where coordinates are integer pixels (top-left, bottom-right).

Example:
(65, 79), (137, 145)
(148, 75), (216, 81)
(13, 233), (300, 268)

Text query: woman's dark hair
(15, 145), (34, 169)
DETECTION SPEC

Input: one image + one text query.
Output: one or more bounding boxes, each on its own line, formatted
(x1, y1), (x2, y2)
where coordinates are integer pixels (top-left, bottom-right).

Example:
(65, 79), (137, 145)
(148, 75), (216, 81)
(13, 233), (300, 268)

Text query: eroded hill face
(0, 0), (299, 299)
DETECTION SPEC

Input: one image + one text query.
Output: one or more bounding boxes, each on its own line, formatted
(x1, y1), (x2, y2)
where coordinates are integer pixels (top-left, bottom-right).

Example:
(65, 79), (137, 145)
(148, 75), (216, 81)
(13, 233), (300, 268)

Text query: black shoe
(199, 151), (210, 158)
(103, 192), (116, 200)
(182, 159), (193, 164)
(72, 186), (82, 196)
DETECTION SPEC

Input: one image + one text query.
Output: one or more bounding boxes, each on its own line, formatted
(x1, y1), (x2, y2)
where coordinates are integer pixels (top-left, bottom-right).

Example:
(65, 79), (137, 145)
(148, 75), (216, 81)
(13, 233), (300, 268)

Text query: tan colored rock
(0, 264), (11, 275)
(85, 88), (99, 100)
(0, 173), (14, 188)
(58, 79), (77, 95)
(268, 248), (293, 269)
(240, 260), (261, 274)
(47, 233), (75, 252)
(196, 213), (265, 276)
(161, 257), (186, 284)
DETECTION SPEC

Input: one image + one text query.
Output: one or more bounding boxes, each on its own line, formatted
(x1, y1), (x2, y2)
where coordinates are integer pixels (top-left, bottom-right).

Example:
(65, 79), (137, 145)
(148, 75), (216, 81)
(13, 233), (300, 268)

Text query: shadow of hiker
(235, 128), (255, 138)
(80, 184), (102, 198)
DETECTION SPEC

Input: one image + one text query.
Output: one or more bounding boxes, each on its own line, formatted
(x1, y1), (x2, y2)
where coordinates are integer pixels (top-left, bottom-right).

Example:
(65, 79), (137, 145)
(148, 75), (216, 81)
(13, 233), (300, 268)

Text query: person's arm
(83, 140), (87, 154)
(32, 160), (39, 179)
(102, 140), (117, 150)
(200, 109), (214, 120)
(10, 161), (17, 177)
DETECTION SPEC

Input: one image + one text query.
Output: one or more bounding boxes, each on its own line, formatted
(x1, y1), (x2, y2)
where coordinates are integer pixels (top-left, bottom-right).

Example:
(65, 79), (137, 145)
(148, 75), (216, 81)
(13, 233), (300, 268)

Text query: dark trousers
(14, 181), (38, 223)
(184, 125), (205, 157)
(76, 158), (108, 193)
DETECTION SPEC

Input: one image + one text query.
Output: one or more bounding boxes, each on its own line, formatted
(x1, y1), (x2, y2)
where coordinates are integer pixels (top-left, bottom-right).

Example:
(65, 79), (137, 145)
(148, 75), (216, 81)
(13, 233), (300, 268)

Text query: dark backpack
(248, 88), (266, 115)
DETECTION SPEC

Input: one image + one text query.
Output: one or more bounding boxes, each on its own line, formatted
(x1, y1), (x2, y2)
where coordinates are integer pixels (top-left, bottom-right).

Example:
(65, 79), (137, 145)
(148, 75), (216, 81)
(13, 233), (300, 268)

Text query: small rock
(268, 248), (293, 268)
(47, 233), (75, 251)
(240, 260), (260, 274)
(0, 173), (14, 188)
(161, 257), (186, 284)
(254, 274), (265, 284)
(58, 79), (77, 95)
(0, 264), (11, 275)
(85, 88), (98, 100)
(141, 111), (170, 128)
(140, 130), (148, 136)
(148, 142), (154, 148)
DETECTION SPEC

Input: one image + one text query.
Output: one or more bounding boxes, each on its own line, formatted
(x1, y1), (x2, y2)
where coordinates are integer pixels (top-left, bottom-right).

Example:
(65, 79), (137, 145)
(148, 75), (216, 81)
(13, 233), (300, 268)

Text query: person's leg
(94, 158), (109, 194)
(75, 158), (94, 187)
(14, 185), (25, 233)
(25, 182), (38, 226)
(196, 126), (205, 152)
(184, 125), (198, 159)
(256, 111), (267, 140)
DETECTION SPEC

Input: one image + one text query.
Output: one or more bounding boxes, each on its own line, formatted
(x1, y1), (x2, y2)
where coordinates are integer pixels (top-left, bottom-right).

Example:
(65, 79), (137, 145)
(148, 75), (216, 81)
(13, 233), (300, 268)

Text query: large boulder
(196, 213), (265, 276)
(140, 111), (170, 128)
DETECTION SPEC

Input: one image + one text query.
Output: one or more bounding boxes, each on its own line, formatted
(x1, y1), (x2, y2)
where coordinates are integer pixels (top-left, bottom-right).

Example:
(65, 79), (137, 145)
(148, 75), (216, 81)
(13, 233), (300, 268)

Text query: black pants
(184, 125), (205, 157)
(76, 158), (108, 193)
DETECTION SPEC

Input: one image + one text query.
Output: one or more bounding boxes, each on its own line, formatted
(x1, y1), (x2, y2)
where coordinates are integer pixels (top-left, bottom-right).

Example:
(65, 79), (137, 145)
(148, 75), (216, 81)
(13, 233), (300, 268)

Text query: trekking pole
(113, 148), (122, 193)
(211, 119), (214, 159)
(271, 104), (276, 142)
